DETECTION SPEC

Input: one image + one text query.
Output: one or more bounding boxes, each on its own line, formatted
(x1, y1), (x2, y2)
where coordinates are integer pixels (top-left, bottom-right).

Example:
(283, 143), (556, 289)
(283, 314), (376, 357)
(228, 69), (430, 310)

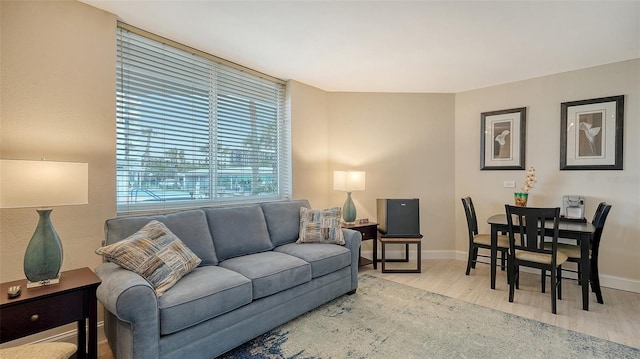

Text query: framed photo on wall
(560, 95), (624, 170)
(480, 107), (526, 170)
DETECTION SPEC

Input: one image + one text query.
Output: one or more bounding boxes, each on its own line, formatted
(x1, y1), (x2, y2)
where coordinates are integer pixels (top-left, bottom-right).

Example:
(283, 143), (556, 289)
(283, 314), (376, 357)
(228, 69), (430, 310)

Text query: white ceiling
(81, 1), (640, 93)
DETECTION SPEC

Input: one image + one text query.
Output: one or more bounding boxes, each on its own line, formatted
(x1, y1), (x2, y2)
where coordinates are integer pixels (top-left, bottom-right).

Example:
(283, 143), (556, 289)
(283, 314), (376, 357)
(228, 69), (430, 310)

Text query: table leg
(77, 319), (86, 359)
(417, 241), (422, 273)
(373, 236), (378, 269)
(90, 291), (98, 359)
(490, 224), (498, 289)
(580, 233), (590, 311)
(381, 241), (386, 272)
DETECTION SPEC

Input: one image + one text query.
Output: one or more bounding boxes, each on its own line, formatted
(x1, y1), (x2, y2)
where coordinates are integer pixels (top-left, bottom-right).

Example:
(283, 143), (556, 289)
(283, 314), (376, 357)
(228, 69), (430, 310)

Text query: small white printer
(562, 195), (585, 219)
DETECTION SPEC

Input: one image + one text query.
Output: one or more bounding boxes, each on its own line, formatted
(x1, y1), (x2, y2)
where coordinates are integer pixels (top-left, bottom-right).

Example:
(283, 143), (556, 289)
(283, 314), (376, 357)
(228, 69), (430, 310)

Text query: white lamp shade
(0, 159), (88, 208)
(333, 171), (365, 192)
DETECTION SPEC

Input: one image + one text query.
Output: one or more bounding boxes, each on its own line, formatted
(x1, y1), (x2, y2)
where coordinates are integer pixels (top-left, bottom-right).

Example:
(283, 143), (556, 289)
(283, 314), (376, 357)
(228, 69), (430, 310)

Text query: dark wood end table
(342, 222), (378, 269)
(0, 267), (101, 359)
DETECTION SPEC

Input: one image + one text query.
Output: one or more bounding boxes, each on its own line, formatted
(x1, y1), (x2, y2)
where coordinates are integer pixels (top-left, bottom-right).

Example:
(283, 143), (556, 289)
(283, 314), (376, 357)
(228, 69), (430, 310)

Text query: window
(116, 24), (290, 213)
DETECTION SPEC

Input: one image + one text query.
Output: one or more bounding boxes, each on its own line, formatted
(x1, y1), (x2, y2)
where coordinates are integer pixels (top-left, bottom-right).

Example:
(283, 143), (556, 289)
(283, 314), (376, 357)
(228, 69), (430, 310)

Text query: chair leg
(541, 269), (546, 293)
(465, 246), (475, 275)
(471, 247), (479, 269)
(577, 262), (582, 284)
(557, 266), (562, 300)
(550, 268), (557, 314)
(591, 260), (604, 304)
(508, 260), (516, 303)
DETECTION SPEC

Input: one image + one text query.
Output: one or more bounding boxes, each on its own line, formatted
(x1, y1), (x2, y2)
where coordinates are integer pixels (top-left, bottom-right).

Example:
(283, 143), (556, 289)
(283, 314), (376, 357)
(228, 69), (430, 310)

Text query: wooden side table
(379, 236), (423, 273)
(342, 222), (378, 269)
(0, 267), (101, 359)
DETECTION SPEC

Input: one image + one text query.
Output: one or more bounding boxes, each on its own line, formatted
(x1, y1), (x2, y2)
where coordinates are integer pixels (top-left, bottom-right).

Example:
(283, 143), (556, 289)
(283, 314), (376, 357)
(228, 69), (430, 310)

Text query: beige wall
(455, 59), (640, 289)
(288, 80), (331, 208)
(0, 0), (117, 283)
(326, 92), (456, 256)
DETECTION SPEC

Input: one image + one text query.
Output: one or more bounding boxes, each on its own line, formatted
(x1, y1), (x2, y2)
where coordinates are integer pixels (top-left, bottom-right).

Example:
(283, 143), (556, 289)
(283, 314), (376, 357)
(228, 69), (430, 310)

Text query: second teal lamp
(333, 170), (365, 223)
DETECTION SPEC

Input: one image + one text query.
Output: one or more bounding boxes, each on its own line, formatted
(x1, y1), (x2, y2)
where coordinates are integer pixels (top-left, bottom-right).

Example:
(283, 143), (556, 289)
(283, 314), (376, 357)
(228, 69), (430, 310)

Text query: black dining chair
(505, 205), (567, 314)
(461, 197), (509, 276)
(548, 202), (612, 304)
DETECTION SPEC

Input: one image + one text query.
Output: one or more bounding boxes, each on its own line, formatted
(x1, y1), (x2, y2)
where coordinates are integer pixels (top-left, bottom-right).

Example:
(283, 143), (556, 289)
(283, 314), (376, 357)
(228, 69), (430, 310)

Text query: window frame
(116, 23), (291, 214)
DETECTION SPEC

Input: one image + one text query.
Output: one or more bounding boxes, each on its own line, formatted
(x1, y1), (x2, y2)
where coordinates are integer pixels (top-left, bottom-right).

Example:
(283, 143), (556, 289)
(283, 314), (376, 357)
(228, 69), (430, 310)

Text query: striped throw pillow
(96, 220), (201, 296)
(297, 207), (345, 245)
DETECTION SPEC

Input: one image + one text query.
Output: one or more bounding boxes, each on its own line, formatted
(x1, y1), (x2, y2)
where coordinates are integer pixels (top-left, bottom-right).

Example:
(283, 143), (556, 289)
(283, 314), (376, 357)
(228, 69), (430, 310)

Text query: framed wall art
(480, 107), (526, 170)
(560, 95), (624, 170)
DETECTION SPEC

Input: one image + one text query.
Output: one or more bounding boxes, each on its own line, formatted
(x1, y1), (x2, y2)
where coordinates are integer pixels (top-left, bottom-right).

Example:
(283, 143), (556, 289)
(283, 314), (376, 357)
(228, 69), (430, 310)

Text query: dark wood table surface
(0, 267), (101, 358)
(342, 222), (379, 269)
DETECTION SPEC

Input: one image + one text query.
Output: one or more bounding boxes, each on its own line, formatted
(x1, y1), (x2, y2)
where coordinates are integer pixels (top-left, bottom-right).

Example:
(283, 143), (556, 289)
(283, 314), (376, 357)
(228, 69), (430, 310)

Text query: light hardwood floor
(98, 259), (640, 358)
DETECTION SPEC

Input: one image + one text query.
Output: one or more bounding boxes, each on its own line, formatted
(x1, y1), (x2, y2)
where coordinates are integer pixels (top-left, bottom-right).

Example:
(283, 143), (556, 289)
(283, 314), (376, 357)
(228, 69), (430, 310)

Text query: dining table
(487, 214), (596, 311)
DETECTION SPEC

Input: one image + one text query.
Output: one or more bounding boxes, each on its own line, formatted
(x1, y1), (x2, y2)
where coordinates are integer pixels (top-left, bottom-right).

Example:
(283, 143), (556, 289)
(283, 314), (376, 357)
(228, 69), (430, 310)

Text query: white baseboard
(364, 248), (640, 294)
(598, 274), (640, 293)
(0, 322), (106, 349)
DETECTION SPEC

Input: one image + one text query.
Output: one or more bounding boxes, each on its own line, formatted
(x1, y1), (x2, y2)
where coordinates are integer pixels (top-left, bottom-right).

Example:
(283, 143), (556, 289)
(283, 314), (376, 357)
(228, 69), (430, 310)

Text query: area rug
(218, 274), (639, 359)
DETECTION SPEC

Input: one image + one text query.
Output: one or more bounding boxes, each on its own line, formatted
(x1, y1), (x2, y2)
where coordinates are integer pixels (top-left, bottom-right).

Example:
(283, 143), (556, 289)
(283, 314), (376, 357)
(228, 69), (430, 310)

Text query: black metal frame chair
(461, 197), (508, 276)
(505, 205), (567, 314)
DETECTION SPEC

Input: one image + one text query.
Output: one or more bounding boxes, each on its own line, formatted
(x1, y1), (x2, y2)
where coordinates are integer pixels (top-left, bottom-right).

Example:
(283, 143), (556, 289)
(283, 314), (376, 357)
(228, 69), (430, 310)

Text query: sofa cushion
(96, 220), (202, 297)
(158, 266), (252, 335)
(219, 252), (311, 299)
(104, 209), (218, 265)
(261, 200), (311, 247)
(274, 243), (351, 278)
(297, 207), (345, 245)
(204, 205), (273, 261)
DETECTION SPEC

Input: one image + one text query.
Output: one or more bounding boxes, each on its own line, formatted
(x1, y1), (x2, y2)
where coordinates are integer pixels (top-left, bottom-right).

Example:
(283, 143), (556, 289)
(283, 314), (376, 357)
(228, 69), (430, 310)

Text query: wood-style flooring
(98, 259), (640, 358)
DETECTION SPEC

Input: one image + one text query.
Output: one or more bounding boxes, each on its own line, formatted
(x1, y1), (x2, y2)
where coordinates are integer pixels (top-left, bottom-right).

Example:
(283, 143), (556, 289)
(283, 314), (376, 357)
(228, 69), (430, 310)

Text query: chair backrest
(591, 202), (612, 258)
(461, 197), (479, 240)
(505, 205), (561, 264)
(591, 202), (606, 223)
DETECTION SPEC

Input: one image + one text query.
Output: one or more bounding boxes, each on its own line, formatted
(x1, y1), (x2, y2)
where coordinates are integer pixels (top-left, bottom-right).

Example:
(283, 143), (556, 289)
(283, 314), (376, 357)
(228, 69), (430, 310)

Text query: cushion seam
(159, 280), (251, 310)
(227, 262), (311, 280)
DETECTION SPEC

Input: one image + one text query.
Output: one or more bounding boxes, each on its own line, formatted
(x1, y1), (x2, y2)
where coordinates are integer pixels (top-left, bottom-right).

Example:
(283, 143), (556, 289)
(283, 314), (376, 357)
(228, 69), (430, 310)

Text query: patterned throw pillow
(95, 220), (201, 296)
(297, 207), (345, 245)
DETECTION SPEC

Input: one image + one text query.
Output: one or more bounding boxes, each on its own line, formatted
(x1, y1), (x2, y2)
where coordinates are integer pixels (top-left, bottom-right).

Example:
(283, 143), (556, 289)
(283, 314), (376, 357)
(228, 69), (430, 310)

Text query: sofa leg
(347, 289), (357, 295)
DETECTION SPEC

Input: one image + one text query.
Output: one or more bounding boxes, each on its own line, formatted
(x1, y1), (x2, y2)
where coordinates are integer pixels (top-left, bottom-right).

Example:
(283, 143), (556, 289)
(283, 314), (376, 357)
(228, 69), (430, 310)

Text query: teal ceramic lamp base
(24, 209), (63, 287)
(342, 192), (357, 223)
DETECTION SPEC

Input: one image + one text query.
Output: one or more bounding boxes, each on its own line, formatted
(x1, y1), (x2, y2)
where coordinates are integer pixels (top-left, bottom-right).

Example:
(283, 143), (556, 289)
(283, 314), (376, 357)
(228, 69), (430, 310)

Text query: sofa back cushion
(204, 205), (273, 261)
(261, 200), (311, 247)
(104, 209), (218, 266)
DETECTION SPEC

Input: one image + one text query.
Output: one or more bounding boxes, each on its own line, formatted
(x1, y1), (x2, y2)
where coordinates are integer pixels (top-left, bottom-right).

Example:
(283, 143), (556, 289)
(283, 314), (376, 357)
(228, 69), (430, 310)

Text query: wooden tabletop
(487, 214), (596, 233)
(341, 221), (378, 228)
(378, 236), (422, 243)
(1, 267), (101, 306)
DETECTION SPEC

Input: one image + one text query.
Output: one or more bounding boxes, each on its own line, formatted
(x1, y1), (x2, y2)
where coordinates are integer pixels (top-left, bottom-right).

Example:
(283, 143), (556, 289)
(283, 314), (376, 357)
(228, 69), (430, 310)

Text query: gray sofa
(95, 200), (361, 359)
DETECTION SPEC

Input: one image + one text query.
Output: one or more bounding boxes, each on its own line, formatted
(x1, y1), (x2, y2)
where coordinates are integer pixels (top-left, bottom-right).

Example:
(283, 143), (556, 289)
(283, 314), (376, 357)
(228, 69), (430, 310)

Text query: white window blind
(116, 25), (290, 213)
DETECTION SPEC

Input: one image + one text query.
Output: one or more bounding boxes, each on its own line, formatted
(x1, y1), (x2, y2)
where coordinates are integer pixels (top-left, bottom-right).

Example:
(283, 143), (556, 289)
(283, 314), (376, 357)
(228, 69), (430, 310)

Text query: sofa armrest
(95, 262), (160, 359)
(341, 228), (362, 291)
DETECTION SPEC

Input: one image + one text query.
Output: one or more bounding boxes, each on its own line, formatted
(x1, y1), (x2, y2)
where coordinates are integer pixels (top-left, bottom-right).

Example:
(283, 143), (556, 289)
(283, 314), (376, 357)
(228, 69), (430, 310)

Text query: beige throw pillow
(297, 207), (345, 245)
(95, 220), (201, 296)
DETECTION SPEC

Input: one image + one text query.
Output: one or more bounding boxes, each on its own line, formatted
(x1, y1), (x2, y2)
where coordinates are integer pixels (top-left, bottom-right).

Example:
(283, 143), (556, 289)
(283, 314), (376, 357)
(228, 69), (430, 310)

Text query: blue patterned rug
(218, 274), (639, 358)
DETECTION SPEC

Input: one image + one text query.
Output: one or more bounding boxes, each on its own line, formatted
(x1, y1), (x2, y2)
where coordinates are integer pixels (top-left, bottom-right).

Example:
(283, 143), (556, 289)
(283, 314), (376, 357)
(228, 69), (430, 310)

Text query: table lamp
(0, 159), (88, 287)
(333, 170), (365, 223)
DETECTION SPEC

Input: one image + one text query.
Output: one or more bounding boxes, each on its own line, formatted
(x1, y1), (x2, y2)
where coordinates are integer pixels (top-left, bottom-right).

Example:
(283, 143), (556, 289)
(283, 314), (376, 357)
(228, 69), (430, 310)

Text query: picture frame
(560, 95), (624, 170)
(480, 107), (526, 170)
